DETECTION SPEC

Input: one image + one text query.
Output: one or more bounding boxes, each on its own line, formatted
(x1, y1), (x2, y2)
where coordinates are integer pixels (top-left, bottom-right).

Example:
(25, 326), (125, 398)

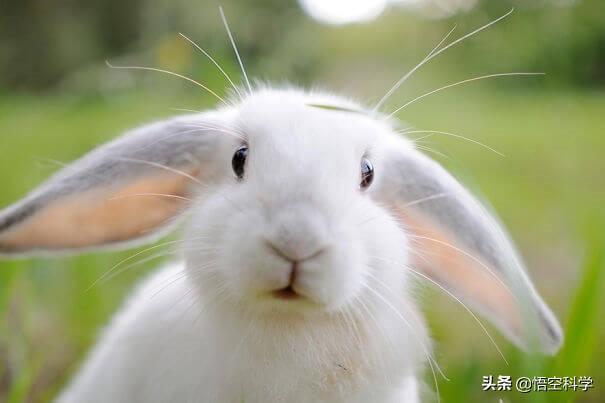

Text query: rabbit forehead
(236, 89), (385, 153)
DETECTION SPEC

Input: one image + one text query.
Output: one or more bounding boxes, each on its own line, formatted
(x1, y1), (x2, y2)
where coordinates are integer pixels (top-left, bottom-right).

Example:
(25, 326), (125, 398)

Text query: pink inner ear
(395, 208), (523, 339)
(0, 169), (198, 252)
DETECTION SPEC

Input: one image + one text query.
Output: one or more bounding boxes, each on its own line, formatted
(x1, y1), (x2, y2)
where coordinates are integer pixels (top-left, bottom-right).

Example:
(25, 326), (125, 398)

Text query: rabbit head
(0, 87), (562, 355)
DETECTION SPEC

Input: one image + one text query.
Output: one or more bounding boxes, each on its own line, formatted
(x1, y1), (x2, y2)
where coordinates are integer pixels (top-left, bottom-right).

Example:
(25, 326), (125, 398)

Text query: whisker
(86, 239), (192, 290)
(340, 305), (364, 348)
(409, 265), (508, 365)
(364, 278), (447, 394)
(34, 157), (69, 169)
(402, 129), (504, 156)
(162, 271), (227, 316)
(401, 192), (451, 208)
(105, 61), (228, 105)
(108, 193), (192, 202)
(375, 8), (515, 112)
(98, 250), (176, 286)
(362, 278), (445, 377)
(178, 32), (244, 100)
(374, 24), (457, 112)
(136, 126), (244, 154)
(356, 212), (384, 227)
(414, 144), (451, 160)
(219, 6), (252, 94)
(363, 282), (446, 394)
(409, 133), (435, 143)
(370, 256), (508, 365)
(113, 157), (203, 186)
(150, 263), (219, 299)
(170, 107), (204, 114)
(135, 128), (212, 152)
(362, 278), (444, 402)
(352, 296), (393, 385)
(389, 72), (544, 117)
(405, 231), (516, 301)
(95, 246), (223, 287)
(185, 124), (246, 139)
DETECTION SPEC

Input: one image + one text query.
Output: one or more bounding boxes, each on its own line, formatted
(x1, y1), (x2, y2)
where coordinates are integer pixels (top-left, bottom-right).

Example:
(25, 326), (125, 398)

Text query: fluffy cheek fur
(184, 183), (413, 323)
(358, 203), (414, 305)
(185, 188), (366, 313)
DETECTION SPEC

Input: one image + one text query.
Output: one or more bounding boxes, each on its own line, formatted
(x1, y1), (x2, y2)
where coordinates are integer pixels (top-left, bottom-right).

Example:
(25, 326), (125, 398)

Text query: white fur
(0, 87), (560, 401)
(59, 263), (422, 403)
(58, 89), (428, 402)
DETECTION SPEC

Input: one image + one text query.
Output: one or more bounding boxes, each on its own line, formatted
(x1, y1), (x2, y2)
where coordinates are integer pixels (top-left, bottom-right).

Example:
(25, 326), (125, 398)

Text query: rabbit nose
(264, 239), (325, 264)
(264, 203), (329, 263)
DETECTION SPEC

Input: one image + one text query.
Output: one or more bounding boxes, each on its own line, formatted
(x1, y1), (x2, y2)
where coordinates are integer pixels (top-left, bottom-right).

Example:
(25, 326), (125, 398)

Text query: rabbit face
(185, 90), (411, 316)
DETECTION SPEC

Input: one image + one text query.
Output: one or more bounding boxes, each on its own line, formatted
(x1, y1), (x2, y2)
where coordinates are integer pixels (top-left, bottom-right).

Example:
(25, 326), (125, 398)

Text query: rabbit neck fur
(58, 262), (425, 403)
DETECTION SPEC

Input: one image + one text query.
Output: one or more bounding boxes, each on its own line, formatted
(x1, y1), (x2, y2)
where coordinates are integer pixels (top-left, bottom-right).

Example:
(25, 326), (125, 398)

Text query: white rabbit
(0, 87), (562, 403)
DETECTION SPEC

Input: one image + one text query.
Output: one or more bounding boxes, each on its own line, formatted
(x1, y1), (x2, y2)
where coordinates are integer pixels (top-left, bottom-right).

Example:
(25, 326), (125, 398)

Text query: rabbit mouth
(271, 285), (301, 300)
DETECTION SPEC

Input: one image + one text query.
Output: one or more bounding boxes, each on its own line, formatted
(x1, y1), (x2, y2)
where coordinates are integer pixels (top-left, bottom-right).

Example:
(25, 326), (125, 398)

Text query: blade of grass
(551, 224), (605, 402)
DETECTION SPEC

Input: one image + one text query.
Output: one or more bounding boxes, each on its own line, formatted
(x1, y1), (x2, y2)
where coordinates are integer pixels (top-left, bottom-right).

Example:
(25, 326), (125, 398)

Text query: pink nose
(264, 239), (325, 264)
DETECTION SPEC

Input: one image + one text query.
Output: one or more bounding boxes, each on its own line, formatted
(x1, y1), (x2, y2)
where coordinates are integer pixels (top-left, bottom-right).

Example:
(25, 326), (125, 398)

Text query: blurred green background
(0, 0), (604, 402)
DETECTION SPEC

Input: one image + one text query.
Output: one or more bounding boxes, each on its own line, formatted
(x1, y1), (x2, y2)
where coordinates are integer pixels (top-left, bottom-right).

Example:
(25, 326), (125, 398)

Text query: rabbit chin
(248, 274), (367, 319)
(216, 257), (368, 319)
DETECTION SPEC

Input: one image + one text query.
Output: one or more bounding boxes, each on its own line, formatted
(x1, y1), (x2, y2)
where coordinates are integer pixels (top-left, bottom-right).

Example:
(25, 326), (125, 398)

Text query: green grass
(0, 87), (603, 402)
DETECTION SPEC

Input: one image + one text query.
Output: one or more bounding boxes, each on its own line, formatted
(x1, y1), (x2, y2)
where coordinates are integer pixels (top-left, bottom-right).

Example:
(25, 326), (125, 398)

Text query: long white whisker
(99, 245), (224, 288)
(340, 305), (364, 348)
(219, 6), (252, 94)
(356, 194), (451, 227)
(106, 61), (228, 105)
(98, 251), (176, 286)
(405, 232), (516, 302)
(374, 24), (457, 112)
(109, 193), (191, 202)
(401, 192), (451, 208)
(86, 239), (192, 290)
(178, 33), (244, 100)
(414, 144), (451, 160)
(158, 265), (221, 292)
(151, 263), (219, 299)
(114, 157), (203, 186)
(402, 129), (505, 156)
(363, 281), (445, 378)
(375, 9), (515, 112)
(389, 72), (544, 117)
(352, 296), (392, 384)
(363, 279), (445, 400)
(363, 283), (446, 396)
(134, 128), (241, 153)
(34, 157), (69, 169)
(409, 265), (508, 365)
(185, 124), (246, 139)
(170, 107), (204, 114)
(370, 257), (508, 365)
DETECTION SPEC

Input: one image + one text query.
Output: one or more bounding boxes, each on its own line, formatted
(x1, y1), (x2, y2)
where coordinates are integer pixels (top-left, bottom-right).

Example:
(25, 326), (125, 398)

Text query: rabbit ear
(0, 112), (230, 257)
(377, 137), (563, 354)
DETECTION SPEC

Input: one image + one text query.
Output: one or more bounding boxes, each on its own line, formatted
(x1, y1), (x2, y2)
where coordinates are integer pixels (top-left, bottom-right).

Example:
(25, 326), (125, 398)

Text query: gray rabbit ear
(0, 112), (231, 257)
(377, 137), (563, 355)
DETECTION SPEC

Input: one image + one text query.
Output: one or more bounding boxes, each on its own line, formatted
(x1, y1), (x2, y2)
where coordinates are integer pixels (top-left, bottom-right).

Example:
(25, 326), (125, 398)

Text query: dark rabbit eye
(360, 158), (374, 190)
(232, 145), (248, 179)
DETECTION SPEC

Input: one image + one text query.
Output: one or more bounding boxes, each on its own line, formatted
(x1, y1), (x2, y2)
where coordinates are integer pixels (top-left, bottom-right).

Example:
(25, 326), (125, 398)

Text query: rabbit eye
(232, 145), (248, 179)
(360, 158), (374, 190)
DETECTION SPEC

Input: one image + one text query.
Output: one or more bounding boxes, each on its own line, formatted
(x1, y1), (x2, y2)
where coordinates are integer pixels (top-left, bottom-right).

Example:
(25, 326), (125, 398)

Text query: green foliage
(549, 229), (605, 403)
(1, 0), (604, 91)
